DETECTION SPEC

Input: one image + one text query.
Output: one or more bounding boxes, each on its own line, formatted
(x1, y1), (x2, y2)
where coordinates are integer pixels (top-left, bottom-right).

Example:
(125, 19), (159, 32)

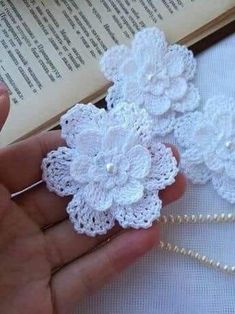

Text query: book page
(0, 0), (234, 145)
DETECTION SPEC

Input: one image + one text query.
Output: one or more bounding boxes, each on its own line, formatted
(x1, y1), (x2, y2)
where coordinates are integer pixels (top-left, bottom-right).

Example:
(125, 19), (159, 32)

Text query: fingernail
(0, 82), (8, 96)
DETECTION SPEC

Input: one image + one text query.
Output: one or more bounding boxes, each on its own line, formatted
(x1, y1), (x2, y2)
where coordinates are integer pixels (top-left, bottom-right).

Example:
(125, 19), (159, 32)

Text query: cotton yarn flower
(42, 102), (178, 236)
(100, 27), (200, 136)
(175, 95), (235, 203)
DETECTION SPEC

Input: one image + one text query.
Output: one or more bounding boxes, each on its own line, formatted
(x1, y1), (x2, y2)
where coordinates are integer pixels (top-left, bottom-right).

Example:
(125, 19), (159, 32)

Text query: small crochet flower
(175, 96), (235, 203)
(100, 27), (200, 136)
(42, 102), (178, 236)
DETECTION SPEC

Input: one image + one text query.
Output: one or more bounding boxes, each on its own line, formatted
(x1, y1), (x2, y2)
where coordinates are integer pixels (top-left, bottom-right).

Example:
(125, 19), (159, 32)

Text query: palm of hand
(0, 192), (53, 313)
(0, 87), (185, 314)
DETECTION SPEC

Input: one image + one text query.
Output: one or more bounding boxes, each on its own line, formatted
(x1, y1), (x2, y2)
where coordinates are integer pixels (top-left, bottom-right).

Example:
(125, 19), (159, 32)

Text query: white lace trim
(42, 102), (178, 236)
(175, 95), (235, 204)
(100, 27), (200, 136)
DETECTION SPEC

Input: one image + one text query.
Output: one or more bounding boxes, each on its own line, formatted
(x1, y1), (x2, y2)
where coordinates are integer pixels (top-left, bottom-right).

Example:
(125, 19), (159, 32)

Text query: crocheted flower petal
(61, 104), (106, 148)
(132, 27), (167, 61)
(123, 80), (144, 105)
(216, 145), (235, 163)
(147, 79), (167, 96)
(113, 191), (161, 229)
(84, 182), (113, 211)
(165, 77), (187, 101)
(127, 145), (151, 179)
(204, 96), (235, 118)
(42, 147), (79, 196)
(204, 96), (223, 117)
(225, 161), (235, 180)
(215, 114), (234, 139)
(193, 125), (218, 153)
(153, 111), (176, 136)
(120, 58), (137, 78)
(114, 179), (144, 205)
(204, 98), (234, 135)
(144, 94), (171, 116)
(204, 152), (224, 173)
(168, 44), (196, 80)
(76, 129), (102, 157)
(88, 163), (107, 184)
(100, 45), (130, 81)
(203, 97), (235, 141)
(145, 143), (178, 191)
(70, 155), (91, 183)
(67, 194), (115, 236)
(182, 147), (204, 165)
(181, 159), (212, 184)
(103, 126), (137, 152)
(206, 104), (235, 140)
(165, 49), (184, 78)
(212, 174), (235, 204)
(172, 83), (200, 113)
(110, 102), (153, 145)
(106, 83), (124, 110)
(174, 112), (204, 148)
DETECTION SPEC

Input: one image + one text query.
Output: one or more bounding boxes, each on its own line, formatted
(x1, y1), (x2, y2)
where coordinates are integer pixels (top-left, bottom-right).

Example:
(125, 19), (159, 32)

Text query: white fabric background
(76, 34), (235, 314)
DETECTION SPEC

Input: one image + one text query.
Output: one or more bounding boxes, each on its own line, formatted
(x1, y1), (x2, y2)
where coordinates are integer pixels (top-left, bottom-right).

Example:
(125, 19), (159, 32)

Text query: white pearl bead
(106, 163), (115, 173)
(225, 140), (232, 148)
(158, 213), (235, 275)
(225, 139), (235, 149)
(146, 73), (154, 81)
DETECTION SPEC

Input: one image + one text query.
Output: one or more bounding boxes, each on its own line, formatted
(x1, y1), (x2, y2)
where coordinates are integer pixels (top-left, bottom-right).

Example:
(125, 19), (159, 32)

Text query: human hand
(0, 83), (185, 314)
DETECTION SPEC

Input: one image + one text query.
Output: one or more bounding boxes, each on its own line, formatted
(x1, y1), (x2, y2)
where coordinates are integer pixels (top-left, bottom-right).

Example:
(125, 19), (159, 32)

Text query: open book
(0, 0), (234, 146)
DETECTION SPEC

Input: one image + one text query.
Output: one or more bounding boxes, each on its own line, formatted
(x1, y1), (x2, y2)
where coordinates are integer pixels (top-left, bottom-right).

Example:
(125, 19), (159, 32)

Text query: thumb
(0, 82), (10, 131)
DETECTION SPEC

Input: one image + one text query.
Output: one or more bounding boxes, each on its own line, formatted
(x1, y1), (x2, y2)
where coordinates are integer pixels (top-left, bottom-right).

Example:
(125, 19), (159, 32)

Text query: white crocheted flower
(175, 96), (235, 203)
(100, 27), (200, 136)
(42, 102), (178, 236)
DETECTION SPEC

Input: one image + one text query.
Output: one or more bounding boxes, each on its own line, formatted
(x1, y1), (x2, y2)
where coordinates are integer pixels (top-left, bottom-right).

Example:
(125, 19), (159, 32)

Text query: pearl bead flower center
(225, 139), (235, 150)
(146, 73), (154, 81)
(106, 162), (116, 174)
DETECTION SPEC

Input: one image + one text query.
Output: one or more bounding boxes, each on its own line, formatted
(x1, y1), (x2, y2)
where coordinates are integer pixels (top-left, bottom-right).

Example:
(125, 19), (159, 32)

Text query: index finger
(52, 225), (160, 312)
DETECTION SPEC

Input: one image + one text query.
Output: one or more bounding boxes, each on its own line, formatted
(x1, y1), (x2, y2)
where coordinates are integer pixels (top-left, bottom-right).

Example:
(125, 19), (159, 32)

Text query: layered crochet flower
(100, 27), (200, 136)
(42, 102), (178, 236)
(175, 96), (235, 203)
